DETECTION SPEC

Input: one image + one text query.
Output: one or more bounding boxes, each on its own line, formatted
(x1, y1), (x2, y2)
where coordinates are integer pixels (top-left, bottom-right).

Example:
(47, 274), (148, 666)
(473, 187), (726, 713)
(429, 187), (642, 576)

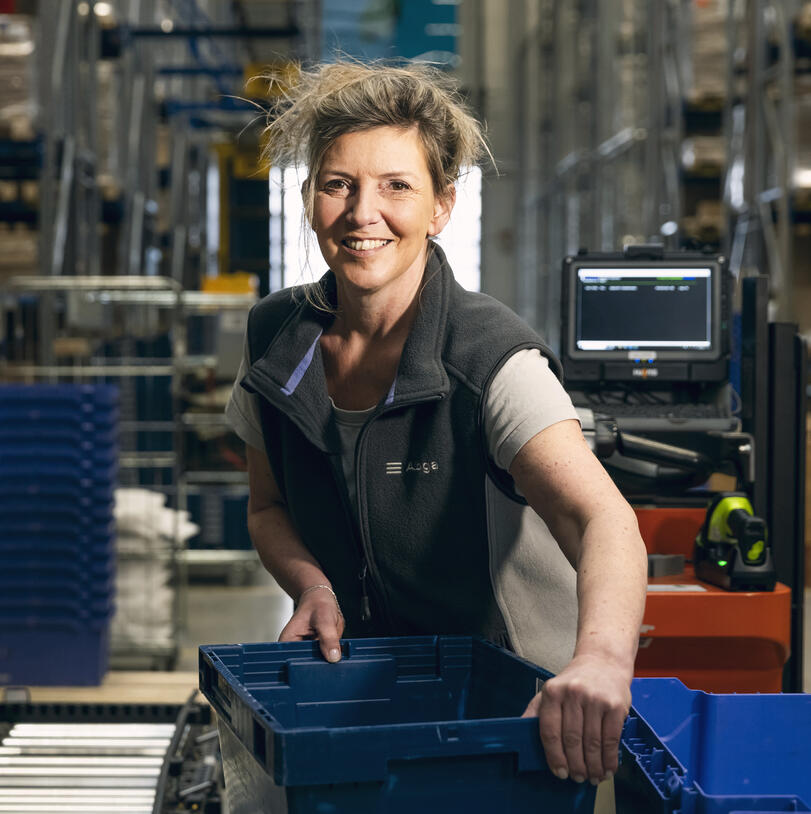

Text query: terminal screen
(575, 267), (713, 352)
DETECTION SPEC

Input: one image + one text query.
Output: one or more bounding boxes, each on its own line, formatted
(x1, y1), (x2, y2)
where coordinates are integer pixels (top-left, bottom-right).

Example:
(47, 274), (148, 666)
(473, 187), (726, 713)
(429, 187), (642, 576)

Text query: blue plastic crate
(0, 564), (116, 598)
(0, 571), (116, 600)
(0, 521), (116, 549)
(0, 407), (118, 431)
(0, 475), (116, 503)
(0, 546), (115, 572)
(0, 538), (115, 561)
(199, 636), (597, 814)
(0, 491), (115, 513)
(0, 444), (118, 469)
(617, 677), (811, 813)
(0, 383), (119, 408)
(0, 501), (115, 521)
(0, 620), (110, 686)
(0, 592), (115, 620)
(0, 494), (115, 517)
(0, 428), (118, 452)
(2, 508), (115, 535)
(0, 459), (118, 485)
(0, 557), (116, 598)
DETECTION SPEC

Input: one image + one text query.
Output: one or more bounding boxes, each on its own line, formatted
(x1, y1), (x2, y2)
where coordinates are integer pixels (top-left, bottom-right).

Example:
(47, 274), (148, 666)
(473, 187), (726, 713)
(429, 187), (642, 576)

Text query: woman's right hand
(278, 586), (345, 663)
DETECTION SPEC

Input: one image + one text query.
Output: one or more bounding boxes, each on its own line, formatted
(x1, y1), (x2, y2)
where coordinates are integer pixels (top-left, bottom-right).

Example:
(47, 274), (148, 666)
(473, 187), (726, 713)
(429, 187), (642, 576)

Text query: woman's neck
(330, 260), (425, 341)
(330, 285), (419, 345)
(321, 273), (424, 410)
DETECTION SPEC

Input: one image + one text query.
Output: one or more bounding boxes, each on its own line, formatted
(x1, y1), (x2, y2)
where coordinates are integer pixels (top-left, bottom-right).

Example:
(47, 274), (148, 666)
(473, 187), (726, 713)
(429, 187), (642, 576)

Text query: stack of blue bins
(0, 384), (118, 686)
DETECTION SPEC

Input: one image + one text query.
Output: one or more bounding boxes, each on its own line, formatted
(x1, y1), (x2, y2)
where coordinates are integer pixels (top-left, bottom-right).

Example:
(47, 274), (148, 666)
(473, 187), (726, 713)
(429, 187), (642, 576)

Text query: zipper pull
(359, 561), (372, 622)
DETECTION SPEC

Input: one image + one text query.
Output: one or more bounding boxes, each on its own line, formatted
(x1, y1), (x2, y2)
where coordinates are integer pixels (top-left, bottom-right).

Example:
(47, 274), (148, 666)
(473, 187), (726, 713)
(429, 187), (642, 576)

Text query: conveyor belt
(0, 722), (174, 812)
(0, 700), (222, 813)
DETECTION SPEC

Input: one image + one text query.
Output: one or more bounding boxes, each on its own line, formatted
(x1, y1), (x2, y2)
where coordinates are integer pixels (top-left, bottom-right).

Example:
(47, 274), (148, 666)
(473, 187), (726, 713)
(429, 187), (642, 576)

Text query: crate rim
(198, 634), (561, 789)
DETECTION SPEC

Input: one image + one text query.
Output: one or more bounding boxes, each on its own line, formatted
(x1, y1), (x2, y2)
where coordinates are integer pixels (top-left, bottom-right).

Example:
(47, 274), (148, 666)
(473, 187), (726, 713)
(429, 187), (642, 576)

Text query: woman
(226, 61), (648, 787)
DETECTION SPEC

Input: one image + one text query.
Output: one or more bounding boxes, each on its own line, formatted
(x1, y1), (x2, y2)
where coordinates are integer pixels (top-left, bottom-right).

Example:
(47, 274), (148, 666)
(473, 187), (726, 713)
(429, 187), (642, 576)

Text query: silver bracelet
(297, 584), (343, 616)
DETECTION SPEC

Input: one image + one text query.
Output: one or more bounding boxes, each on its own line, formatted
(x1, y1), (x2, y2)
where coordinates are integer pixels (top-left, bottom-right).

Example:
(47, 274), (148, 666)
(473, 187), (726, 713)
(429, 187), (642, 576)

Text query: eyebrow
(319, 169), (421, 180)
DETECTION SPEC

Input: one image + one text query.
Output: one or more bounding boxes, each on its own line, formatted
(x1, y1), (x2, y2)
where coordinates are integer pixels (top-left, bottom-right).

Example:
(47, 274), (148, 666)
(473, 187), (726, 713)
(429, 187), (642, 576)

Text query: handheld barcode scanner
(694, 492), (777, 591)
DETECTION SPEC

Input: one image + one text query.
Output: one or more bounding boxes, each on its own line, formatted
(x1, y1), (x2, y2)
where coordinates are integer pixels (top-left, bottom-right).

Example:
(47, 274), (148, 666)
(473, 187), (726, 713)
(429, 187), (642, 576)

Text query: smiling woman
(313, 127), (453, 302)
(262, 61), (487, 310)
(280, 163), (482, 292)
(224, 60), (648, 788)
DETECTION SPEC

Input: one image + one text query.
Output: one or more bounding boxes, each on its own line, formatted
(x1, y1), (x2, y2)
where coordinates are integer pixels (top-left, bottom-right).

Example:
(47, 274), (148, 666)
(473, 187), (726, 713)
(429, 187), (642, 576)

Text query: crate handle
(200, 658), (232, 724)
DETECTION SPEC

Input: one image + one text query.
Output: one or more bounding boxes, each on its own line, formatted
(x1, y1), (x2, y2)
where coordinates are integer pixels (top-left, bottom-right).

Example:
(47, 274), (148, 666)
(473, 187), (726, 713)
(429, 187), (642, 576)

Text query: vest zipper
(354, 392), (444, 630)
(359, 560), (371, 622)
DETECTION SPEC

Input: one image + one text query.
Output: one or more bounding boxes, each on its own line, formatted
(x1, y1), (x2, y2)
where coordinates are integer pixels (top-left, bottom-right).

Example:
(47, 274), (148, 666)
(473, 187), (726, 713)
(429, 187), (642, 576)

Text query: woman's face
(310, 126), (454, 299)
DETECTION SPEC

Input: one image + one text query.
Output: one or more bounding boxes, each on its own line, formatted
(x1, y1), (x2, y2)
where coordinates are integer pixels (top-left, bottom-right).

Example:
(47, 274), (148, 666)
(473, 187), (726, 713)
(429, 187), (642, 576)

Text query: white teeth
(344, 238), (389, 251)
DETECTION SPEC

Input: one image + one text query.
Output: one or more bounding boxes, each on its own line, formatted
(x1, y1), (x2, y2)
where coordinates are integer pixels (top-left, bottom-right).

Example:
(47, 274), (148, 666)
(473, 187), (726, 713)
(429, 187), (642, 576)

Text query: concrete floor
(179, 568), (811, 692)
(178, 564), (292, 671)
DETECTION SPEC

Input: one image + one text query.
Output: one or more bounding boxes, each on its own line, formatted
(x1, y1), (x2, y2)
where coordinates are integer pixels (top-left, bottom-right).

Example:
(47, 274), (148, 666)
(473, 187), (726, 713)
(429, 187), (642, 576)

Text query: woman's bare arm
(511, 418), (648, 785)
(246, 444), (344, 661)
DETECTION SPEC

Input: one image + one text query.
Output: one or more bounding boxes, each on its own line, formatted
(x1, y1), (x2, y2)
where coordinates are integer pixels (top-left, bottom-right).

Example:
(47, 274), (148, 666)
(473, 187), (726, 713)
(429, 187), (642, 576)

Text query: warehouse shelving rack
(464, 0), (809, 339)
(0, 273), (261, 662)
(5, 1), (319, 591)
(0, 275), (186, 670)
(487, 0), (685, 346)
(172, 289), (258, 591)
(36, 0), (103, 281)
(98, 1), (317, 587)
(724, 0), (800, 322)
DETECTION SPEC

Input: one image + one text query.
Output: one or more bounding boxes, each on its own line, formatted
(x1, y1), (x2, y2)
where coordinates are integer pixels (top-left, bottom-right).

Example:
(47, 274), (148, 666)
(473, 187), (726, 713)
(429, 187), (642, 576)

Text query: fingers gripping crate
(199, 635), (597, 814)
(617, 677), (811, 813)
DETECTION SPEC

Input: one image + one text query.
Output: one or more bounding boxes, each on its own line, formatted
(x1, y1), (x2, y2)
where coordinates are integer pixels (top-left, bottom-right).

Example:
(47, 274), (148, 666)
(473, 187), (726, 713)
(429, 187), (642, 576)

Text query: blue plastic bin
(0, 593), (115, 620)
(0, 460), (118, 486)
(1, 499), (114, 523)
(0, 476), (116, 503)
(2, 510), (115, 536)
(199, 636), (596, 814)
(0, 407), (118, 432)
(0, 522), (116, 551)
(0, 383), (119, 407)
(0, 565), (115, 593)
(617, 677), (811, 813)
(1, 551), (114, 572)
(0, 424), (118, 445)
(0, 620), (110, 686)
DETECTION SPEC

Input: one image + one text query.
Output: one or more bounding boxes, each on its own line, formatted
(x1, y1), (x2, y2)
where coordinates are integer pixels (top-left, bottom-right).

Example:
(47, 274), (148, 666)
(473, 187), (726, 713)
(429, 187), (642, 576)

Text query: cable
(729, 385), (743, 416)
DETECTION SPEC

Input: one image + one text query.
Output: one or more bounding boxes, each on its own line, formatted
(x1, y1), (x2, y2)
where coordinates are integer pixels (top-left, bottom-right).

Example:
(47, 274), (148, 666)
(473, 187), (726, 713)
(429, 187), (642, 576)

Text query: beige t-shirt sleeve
(224, 335), (266, 452)
(484, 348), (580, 471)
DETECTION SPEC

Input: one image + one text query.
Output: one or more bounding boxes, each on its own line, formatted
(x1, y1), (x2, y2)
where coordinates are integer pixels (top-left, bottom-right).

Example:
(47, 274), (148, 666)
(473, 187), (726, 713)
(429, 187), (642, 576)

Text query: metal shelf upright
(724, 0), (800, 323)
(516, 0), (680, 346)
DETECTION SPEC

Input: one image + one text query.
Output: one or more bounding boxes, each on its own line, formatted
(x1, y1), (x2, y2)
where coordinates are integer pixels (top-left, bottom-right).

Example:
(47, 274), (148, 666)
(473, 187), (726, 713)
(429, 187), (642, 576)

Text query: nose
(346, 183), (380, 227)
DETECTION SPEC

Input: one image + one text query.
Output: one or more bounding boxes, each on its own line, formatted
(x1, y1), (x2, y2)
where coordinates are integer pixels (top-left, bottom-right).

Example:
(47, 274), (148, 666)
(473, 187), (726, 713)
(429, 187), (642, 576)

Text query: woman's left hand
(522, 652), (631, 785)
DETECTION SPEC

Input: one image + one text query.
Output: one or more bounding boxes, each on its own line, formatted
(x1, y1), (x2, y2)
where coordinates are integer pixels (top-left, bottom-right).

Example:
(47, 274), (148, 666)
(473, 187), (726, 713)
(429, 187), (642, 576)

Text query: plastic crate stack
(0, 384), (119, 686)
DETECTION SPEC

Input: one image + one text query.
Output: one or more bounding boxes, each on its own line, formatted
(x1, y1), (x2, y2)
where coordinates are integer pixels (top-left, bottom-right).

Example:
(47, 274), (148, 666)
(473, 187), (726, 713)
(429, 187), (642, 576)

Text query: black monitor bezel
(564, 256), (724, 364)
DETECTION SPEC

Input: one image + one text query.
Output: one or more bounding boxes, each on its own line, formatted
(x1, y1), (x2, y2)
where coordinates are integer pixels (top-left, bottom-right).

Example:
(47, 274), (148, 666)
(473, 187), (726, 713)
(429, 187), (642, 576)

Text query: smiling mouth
(342, 238), (392, 251)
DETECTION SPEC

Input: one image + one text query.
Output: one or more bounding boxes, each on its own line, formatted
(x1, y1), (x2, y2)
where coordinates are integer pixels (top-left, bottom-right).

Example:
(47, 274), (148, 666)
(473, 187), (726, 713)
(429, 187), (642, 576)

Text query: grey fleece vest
(241, 246), (561, 642)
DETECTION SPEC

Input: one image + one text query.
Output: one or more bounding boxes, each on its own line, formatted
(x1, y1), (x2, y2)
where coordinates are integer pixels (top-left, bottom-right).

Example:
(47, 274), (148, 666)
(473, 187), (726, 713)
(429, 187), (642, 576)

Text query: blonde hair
(260, 61), (489, 308)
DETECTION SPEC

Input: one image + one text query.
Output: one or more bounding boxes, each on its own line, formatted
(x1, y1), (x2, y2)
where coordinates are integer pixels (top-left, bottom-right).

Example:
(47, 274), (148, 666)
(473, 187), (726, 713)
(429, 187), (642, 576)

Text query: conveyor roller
(0, 722), (173, 812)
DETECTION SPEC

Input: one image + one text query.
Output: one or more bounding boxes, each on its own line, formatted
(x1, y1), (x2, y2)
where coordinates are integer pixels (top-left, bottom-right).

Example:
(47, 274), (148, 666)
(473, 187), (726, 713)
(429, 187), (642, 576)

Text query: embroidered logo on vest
(385, 461), (439, 475)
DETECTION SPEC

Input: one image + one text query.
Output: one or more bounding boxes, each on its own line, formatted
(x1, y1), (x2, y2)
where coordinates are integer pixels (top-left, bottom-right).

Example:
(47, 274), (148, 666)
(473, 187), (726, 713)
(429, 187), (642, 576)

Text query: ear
(428, 184), (456, 237)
